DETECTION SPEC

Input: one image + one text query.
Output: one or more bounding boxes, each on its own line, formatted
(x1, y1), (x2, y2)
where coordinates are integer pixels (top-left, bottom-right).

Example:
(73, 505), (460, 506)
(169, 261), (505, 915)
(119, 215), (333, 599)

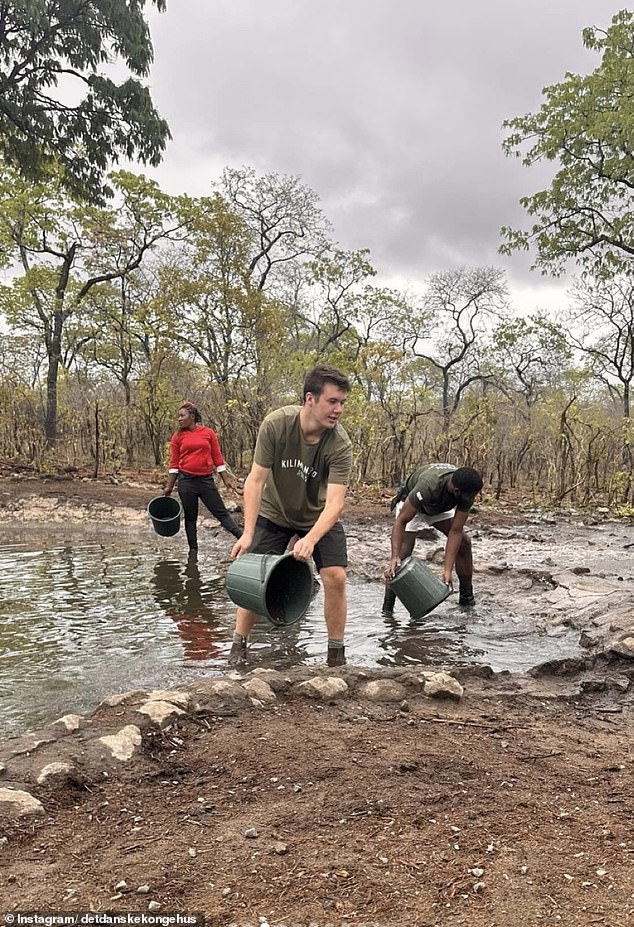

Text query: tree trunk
(44, 312), (63, 446)
(93, 402), (100, 479)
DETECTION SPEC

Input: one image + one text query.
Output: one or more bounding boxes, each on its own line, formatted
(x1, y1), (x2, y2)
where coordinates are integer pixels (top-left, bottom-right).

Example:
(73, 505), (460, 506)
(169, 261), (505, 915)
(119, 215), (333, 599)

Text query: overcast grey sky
(142, 1), (624, 312)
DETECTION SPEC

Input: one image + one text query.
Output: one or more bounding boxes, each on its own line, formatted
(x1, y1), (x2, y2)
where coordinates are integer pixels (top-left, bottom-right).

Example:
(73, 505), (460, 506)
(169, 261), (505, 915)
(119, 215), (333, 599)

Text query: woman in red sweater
(164, 401), (241, 550)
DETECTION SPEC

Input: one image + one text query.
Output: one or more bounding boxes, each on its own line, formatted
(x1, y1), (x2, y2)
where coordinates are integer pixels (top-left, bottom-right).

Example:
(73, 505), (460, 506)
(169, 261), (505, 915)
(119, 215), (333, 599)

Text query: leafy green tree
(161, 194), (261, 385)
(567, 275), (634, 420)
(0, 166), (184, 445)
(0, 0), (170, 202)
(491, 315), (571, 411)
(501, 10), (634, 275)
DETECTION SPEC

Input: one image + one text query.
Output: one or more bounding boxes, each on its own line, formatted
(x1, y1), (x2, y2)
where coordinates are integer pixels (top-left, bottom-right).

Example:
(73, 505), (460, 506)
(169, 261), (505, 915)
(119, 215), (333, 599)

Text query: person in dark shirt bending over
(383, 463), (483, 616)
(164, 401), (241, 551)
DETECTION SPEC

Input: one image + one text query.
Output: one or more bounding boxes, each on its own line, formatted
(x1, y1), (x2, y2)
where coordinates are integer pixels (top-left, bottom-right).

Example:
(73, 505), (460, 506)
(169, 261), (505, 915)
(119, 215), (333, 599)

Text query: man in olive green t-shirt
(383, 463), (483, 615)
(229, 364), (353, 667)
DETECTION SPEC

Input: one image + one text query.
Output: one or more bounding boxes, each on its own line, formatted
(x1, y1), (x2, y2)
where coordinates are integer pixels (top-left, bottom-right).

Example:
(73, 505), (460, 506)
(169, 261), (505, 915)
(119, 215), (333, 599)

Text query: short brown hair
(302, 364), (350, 401)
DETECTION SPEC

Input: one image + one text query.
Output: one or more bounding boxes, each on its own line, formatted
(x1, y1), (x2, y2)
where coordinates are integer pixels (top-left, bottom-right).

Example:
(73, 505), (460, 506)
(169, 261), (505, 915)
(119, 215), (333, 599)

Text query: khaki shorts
(395, 500), (456, 533)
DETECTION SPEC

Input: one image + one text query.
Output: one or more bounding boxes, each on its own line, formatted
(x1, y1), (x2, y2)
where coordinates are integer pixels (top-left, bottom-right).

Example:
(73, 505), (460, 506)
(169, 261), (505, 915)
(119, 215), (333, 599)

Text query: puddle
(0, 522), (588, 738)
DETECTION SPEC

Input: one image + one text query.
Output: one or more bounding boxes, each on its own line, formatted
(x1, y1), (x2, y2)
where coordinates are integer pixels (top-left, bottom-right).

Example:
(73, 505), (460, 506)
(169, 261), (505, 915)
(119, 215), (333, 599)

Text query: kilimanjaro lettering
(281, 458), (319, 481)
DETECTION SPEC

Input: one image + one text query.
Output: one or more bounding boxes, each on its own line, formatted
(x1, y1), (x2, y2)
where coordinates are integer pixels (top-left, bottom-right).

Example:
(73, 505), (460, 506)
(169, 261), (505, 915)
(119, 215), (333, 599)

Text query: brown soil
(0, 466), (521, 526)
(0, 472), (633, 925)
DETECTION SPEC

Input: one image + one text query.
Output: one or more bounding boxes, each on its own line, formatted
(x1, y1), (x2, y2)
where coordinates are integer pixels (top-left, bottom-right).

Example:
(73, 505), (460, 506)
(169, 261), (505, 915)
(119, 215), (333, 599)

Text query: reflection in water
(151, 554), (222, 661)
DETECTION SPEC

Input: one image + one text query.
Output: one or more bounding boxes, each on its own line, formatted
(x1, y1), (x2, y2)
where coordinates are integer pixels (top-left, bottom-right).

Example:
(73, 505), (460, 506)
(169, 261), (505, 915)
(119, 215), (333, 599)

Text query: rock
(100, 690), (147, 708)
(136, 885), (150, 894)
(579, 630), (601, 649)
(192, 679), (250, 707)
(424, 672), (464, 700)
(146, 689), (191, 709)
(296, 677), (349, 700)
(0, 787), (45, 819)
(114, 880), (128, 892)
(97, 725), (143, 761)
(244, 827), (258, 839)
(247, 668), (290, 693)
(273, 842), (289, 855)
(36, 762), (77, 786)
(242, 679), (276, 703)
(580, 675), (630, 695)
(148, 901), (161, 912)
(358, 679), (408, 702)
(136, 700), (186, 728)
(529, 657), (591, 677)
(609, 636), (634, 659)
(52, 714), (85, 732)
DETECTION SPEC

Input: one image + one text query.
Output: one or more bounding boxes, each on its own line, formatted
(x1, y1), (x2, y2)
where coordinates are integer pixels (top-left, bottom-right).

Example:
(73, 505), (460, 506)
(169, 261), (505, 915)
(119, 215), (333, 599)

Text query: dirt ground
(0, 471), (633, 926)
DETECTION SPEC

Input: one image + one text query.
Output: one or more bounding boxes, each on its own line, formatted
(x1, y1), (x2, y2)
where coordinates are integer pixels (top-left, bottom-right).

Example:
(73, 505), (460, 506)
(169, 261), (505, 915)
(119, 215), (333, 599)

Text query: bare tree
(402, 267), (509, 430)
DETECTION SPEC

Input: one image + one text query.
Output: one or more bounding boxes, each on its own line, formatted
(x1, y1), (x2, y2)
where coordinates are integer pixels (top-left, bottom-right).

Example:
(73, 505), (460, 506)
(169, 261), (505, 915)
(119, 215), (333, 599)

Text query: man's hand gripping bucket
(389, 556), (451, 619)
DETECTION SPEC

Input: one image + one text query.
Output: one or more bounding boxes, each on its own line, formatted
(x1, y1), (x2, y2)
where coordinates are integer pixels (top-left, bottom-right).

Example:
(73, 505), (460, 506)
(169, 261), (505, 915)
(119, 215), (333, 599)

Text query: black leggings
(177, 473), (241, 548)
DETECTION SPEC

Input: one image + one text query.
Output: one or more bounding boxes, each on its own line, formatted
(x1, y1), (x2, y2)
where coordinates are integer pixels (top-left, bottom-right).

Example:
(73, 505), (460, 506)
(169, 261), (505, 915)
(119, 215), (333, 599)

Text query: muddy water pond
(0, 516), (601, 739)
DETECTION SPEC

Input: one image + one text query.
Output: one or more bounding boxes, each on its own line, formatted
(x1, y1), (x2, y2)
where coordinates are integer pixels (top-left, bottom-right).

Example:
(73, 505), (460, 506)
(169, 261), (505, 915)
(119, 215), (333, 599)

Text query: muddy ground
(0, 471), (633, 926)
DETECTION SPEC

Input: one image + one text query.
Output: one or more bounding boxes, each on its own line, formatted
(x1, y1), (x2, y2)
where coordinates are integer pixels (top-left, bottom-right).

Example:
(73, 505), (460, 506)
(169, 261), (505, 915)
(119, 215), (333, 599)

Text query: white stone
(136, 700), (186, 728)
(98, 725), (142, 761)
(53, 714), (85, 732)
(296, 677), (349, 700)
(242, 679), (276, 703)
(0, 787), (45, 817)
(200, 680), (247, 700)
(147, 689), (191, 708)
(359, 680), (407, 702)
(36, 762), (75, 785)
(424, 672), (464, 700)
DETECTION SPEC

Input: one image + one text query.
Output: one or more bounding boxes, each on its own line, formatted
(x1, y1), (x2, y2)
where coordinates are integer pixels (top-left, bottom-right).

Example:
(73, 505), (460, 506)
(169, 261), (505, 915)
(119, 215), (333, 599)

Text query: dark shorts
(251, 516), (348, 570)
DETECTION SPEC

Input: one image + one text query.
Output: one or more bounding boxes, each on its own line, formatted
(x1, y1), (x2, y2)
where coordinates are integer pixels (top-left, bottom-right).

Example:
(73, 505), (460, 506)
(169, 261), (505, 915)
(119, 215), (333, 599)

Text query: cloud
(142, 0), (623, 308)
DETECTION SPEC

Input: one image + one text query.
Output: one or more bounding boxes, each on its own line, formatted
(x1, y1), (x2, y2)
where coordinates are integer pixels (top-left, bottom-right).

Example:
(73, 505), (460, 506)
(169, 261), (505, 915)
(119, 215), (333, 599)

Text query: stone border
(0, 665), (467, 820)
(1, 655), (632, 823)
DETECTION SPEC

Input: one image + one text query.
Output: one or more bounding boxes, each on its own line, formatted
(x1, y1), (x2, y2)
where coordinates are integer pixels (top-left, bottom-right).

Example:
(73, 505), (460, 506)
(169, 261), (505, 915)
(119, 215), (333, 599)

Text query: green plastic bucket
(389, 556), (450, 619)
(225, 553), (313, 626)
(147, 495), (182, 538)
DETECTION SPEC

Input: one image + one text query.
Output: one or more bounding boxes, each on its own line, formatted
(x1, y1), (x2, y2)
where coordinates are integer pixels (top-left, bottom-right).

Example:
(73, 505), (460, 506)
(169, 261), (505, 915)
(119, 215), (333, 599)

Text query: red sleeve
(169, 431), (181, 470)
(208, 428), (226, 470)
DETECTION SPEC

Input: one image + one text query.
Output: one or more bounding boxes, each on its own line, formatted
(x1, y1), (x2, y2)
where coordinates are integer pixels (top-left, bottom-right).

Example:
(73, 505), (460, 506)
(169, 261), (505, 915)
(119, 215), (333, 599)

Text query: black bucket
(147, 495), (182, 537)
